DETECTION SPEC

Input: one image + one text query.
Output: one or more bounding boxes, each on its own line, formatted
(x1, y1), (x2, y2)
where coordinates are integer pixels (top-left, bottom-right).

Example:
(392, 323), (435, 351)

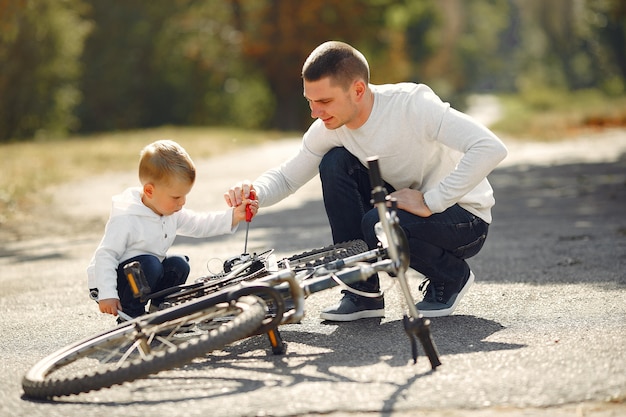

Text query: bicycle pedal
(266, 328), (286, 355)
(123, 261), (152, 301)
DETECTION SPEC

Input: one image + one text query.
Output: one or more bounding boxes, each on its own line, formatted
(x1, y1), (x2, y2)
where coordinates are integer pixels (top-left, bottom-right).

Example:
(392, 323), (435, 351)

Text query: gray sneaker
(320, 291), (385, 321)
(416, 271), (475, 317)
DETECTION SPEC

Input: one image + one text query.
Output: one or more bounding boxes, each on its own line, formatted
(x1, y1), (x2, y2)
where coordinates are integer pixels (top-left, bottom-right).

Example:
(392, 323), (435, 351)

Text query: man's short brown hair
(302, 41), (370, 90)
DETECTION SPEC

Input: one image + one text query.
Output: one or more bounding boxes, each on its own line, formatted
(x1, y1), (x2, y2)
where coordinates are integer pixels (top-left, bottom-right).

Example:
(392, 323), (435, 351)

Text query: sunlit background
(1, 0), (624, 141)
(1, 0), (625, 233)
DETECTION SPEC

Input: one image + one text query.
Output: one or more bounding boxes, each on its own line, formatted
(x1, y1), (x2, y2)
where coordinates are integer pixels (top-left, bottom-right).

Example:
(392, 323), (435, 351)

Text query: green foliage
(0, 0), (91, 141)
(492, 89), (626, 139)
(1, 0), (624, 141)
(77, 1), (194, 131)
(230, 0), (389, 130)
(224, 76), (276, 129)
(0, 126), (286, 227)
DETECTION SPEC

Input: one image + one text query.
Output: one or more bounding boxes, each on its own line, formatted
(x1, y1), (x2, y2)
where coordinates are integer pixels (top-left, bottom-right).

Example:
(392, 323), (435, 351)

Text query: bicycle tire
(285, 239), (369, 270)
(22, 295), (266, 400)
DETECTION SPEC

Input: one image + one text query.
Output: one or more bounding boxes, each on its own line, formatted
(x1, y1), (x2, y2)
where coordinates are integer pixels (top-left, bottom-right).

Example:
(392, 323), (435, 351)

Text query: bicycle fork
(367, 156), (441, 370)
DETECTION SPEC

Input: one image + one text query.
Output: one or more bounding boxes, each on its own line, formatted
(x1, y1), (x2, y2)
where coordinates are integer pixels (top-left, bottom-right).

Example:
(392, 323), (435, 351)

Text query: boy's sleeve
(175, 207), (236, 238)
(90, 217), (131, 300)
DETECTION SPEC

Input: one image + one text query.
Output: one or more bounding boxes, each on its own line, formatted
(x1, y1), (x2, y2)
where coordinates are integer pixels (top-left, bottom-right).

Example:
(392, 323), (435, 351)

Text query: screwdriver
(243, 190), (256, 254)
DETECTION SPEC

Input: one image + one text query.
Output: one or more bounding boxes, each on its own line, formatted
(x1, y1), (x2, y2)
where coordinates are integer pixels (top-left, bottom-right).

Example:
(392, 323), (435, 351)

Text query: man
(225, 41), (508, 320)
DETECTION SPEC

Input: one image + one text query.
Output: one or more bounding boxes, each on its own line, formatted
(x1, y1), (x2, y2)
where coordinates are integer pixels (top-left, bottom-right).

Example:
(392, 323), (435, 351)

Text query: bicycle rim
(22, 296), (266, 400)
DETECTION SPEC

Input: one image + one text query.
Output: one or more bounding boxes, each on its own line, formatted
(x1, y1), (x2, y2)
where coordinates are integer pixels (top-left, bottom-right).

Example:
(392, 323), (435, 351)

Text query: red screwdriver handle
(245, 190), (256, 222)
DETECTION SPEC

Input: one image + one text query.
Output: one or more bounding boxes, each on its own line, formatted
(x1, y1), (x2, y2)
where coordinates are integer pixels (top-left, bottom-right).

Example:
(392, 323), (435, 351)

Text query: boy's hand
(224, 182), (255, 207)
(99, 298), (122, 316)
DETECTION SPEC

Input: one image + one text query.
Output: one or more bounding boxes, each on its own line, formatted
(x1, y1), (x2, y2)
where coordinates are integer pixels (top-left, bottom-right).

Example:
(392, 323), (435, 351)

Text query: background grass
(491, 89), (626, 140)
(0, 126), (293, 228)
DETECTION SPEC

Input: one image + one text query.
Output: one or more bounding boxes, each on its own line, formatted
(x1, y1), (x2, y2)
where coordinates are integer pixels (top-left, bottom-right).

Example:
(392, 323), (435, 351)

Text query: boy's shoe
(320, 291), (385, 322)
(148, 301), (163, 313)
(416, 271), (475, 318)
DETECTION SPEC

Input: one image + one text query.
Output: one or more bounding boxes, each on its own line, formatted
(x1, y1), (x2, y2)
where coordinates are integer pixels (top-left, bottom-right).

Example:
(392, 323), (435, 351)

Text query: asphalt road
(1, 131), (625, 417)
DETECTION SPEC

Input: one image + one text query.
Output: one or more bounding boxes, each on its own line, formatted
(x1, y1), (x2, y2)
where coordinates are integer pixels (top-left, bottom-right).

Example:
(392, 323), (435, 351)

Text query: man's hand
(389, 188), (432, 217)
(232, 195), (258, 226)
(99, 298), (122, 316)
(224, 181), (255, 207)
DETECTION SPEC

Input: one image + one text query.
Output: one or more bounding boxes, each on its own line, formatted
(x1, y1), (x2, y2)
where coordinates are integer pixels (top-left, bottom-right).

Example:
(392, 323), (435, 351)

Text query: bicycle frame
(260, 157), (441, 368)
(124, 156), (441, 368)
(22, 156), (442, 400)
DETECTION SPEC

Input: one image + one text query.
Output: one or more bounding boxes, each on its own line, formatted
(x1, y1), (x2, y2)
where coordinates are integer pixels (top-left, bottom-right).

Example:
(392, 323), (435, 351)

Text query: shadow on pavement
(467, 157), (626, 286)
(187, 314), (519, 379)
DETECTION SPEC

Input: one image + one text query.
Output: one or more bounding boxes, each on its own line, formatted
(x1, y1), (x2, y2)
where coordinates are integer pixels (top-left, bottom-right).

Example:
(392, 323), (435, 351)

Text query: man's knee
(319, 147), (354, 178)
(361, 209), (380, 249)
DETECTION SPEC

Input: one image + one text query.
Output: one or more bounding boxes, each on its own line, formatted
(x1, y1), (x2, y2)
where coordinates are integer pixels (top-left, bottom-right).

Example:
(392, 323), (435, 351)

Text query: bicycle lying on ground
(22, 157), (441, 400)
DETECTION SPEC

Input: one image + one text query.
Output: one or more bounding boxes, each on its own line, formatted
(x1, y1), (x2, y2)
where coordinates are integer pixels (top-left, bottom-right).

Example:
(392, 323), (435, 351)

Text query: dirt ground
(1, 128), (626, 417)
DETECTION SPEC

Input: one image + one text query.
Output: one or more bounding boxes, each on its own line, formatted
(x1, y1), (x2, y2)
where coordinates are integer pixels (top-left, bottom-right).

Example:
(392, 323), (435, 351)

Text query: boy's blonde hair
(138, 140), (196, 186)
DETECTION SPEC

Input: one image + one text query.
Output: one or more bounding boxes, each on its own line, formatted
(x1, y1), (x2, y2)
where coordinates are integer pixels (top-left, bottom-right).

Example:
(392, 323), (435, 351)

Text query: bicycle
(22, 156), (441, 400)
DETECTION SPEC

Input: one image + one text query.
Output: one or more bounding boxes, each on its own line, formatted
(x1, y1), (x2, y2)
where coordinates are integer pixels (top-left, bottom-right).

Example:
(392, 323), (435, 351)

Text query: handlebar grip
(366, 156), (383, 188)
(417, 324), (442, 370)
(403, 314), (442, 369)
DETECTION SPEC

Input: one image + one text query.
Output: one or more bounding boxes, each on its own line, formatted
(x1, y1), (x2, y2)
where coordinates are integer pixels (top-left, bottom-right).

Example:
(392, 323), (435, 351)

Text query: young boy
(87, 139), (258, 319)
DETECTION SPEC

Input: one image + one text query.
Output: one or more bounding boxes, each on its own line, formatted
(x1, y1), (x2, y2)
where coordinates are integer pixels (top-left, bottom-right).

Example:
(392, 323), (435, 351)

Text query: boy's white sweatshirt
(87, 187), (236, 300)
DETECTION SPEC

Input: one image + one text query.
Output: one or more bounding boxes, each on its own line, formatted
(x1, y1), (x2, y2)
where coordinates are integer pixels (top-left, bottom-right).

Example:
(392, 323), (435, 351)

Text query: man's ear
(353, 79), (367, 100)
(143, 183), (154, 198)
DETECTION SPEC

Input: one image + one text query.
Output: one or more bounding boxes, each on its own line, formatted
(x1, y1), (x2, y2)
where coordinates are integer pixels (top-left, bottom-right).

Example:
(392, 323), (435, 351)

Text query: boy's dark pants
(116, 254), (190, 317)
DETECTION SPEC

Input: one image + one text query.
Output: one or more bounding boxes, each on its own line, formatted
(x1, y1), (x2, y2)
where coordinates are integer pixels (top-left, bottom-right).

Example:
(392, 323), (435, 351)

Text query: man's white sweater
(253, 83), (508, 223)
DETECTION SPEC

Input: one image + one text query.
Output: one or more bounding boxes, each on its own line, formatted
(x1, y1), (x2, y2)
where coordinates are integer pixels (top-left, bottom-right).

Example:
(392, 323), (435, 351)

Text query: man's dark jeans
(116, 254), (190, 317)
(319, 147), (489, 293)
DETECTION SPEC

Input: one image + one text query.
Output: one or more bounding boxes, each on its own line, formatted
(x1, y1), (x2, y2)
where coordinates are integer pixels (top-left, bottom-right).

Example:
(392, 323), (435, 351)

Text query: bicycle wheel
(285, 239), (369, 270)
(22, 295), (266, 400)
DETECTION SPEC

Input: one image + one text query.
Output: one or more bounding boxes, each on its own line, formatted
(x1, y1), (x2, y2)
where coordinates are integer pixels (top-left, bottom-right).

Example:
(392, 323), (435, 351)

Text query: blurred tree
(586, 0), (626, 95)
(398, 0), (512, 104)
(157, 0), (275, 129)
(514, 0), (625, 99)
(0, 0), (90, 142)
(4, 0), (623, 139)
(77, 0), (276, 132)
(77, 1), (180, 131)
(455, 0), (512, 93)
(230, 0), (388, 130)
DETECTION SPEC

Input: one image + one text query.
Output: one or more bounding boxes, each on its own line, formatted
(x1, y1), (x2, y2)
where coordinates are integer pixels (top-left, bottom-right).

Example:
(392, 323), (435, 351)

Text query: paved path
(1, 130), (625, 416)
